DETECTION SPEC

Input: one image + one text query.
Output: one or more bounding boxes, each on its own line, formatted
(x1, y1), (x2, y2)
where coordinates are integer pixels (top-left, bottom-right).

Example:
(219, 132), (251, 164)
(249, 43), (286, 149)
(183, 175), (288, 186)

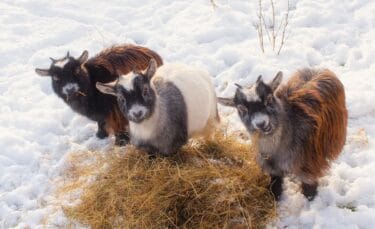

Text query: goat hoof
(115, 132), (130, 146)
(96, 130), (109, 139)
(302, 182), (318, 201)
(271, 186), (282, 201)
(147, 152), (157, 159)
(269, 176), (283, 201)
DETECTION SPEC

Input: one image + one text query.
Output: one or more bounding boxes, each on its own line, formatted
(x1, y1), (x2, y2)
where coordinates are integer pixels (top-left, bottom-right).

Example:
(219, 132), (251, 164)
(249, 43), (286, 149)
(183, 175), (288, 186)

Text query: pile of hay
(57, 132), (276, 228)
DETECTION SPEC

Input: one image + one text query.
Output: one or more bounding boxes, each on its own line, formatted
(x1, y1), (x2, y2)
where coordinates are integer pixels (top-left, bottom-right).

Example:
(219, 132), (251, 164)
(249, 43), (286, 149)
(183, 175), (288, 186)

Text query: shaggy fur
(85, 45), (163, 83)
(273, 69), (347, 182)
(218, 69), (347, 200)
(35, 45), (163, 145)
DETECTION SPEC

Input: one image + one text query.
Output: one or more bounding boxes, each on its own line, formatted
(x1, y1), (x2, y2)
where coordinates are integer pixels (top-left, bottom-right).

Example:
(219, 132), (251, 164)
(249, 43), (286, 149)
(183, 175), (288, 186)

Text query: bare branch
(257, 0), (265, 53)
(270, 0), (276, 50)
(277, 0), (290, 55)
(261, 11), (272, 50)
(253, 0), (291, 55)
(210, 0), (217, 9)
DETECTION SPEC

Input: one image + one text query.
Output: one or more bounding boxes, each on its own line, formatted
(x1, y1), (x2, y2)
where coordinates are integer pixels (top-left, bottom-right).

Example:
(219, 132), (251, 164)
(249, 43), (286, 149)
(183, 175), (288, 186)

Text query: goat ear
(217, 97), (236, 107)
(96, 82), (117, 96)
(237, 104), (248, 117)
(234, 83), (243, 89)
(49, 57), (57, 63)
(132, 66), (142, 75)
(145, 58), (157, 79)
(78, 50), (89, 64)
(35, 68), (50, 76)
(269, 71), (283, 91)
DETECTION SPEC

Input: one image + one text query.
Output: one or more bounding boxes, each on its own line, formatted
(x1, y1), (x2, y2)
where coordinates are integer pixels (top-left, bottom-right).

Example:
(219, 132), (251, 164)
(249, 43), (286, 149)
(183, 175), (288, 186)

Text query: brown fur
(276, 69), (348, 183)
(86, 44), (163, 83)
(105, 105), (129, 134)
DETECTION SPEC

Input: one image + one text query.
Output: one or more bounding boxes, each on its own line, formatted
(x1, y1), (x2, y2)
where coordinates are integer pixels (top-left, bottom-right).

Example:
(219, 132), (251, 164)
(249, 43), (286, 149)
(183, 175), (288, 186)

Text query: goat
(96, 59), (219, 155)
(35, 45), (163, 145)
(218, 69), (347, 201)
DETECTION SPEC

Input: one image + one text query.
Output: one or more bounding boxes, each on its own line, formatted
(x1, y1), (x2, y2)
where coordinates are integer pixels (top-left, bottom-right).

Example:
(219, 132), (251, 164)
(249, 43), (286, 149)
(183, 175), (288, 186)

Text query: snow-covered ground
(0, 0), (374, 228)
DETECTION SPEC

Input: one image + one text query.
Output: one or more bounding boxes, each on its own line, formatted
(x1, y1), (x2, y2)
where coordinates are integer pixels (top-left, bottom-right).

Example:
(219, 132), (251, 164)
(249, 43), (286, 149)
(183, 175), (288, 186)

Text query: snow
(0, 0), (374, 227)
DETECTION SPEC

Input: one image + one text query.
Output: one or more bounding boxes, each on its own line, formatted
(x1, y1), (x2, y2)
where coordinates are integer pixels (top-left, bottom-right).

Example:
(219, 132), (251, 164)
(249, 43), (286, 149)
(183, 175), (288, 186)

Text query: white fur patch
(129, 102), (160, 141)
(154, 63), (217, 136)
(53, 58), (69, 69)
(118, 72), (137, 91)
(242, 85), (260, 102)
(62, 83), (79, 95)
(251, 112), (269, 129)
(128, 104), (148, 119)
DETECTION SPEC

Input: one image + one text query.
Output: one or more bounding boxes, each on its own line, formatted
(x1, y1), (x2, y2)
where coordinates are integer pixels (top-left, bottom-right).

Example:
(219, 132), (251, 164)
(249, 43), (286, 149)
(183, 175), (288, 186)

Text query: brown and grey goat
(35, 45), (163, 145)
(218, 69), (347, 201)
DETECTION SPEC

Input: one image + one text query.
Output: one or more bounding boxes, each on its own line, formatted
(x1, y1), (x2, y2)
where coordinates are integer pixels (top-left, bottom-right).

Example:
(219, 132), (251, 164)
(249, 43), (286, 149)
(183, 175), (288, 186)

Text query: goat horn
(234, 83), (243, 89)
(49, 57), (56, 63)
(66, 51), (70, 58)
(115, 77), (120, 86)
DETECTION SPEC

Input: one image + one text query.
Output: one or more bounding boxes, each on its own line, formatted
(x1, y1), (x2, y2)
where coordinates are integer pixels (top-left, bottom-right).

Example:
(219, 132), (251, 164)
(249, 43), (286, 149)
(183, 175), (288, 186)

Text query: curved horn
(66, 51), (70, 58)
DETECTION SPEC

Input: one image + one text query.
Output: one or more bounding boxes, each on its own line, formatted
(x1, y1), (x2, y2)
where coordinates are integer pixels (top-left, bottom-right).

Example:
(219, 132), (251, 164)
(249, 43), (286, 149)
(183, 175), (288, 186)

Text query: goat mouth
(129, 117), (144, 123)
(262, 125), (272, 134)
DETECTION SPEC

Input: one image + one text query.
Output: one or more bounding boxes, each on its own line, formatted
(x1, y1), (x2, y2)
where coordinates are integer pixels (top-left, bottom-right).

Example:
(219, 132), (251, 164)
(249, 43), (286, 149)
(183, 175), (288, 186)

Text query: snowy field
(0, 0), (375, 228)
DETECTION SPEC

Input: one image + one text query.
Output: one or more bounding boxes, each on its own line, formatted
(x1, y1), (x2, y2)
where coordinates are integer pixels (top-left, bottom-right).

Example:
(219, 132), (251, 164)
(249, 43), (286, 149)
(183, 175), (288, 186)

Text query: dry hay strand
(58, 131), (276, 228)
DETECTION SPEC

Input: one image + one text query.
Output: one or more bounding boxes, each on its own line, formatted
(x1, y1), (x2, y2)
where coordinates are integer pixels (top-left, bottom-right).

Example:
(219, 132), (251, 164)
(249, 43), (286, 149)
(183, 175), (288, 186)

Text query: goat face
(35, 51), (91, 105)
(218, 72), (283, 136)
(96, 59), (157, 123)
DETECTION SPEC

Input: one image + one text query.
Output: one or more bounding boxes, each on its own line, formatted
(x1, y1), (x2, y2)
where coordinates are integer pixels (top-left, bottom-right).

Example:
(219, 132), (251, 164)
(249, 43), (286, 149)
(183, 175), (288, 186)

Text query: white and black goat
(218, 69), (347, 201)
(96, 59), (219, 155)
(35, 45), (163, 145)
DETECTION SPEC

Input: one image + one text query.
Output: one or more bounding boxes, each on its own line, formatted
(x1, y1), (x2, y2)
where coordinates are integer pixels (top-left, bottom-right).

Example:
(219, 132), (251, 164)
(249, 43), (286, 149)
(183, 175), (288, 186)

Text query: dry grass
(57, 131), (276, 228)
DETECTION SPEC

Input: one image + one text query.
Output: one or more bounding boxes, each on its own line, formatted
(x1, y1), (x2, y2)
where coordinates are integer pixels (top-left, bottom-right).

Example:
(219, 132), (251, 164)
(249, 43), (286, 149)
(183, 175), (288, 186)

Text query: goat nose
(133, 111), (143, 118)
(65, 88), (73, 94)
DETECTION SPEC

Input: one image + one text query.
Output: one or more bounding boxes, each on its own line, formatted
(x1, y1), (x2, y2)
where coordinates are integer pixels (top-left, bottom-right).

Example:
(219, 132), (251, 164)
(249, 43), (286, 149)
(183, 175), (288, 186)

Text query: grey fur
(256, 105), (296, 177)
(130, 80), (188, 155)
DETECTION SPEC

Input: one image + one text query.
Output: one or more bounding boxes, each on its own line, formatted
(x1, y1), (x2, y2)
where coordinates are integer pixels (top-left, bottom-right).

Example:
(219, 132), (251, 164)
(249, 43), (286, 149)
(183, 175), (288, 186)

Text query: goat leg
(302, 182), (318, 201)
(269, 175), (283, 201)
(96, 120), (109, 139)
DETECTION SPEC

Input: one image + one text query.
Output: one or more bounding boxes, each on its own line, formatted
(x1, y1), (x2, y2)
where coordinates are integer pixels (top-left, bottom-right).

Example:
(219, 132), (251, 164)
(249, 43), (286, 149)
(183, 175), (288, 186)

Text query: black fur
(97, 120), (109, 139)
(36, 53), (127, 145)
(47, 56), (118, 122)
(115, 74), (156, 123)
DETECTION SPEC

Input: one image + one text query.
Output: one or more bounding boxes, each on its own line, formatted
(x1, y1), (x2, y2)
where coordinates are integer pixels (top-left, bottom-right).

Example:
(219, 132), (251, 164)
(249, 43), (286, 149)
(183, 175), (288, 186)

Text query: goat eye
(265, 95), (273, 106)
(237, 104), (248, 117)
(142, 85), (150, 98)
(52, 75), (59, 81)
(117, 94), (126, 105)
(74, 68), (80, 75)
